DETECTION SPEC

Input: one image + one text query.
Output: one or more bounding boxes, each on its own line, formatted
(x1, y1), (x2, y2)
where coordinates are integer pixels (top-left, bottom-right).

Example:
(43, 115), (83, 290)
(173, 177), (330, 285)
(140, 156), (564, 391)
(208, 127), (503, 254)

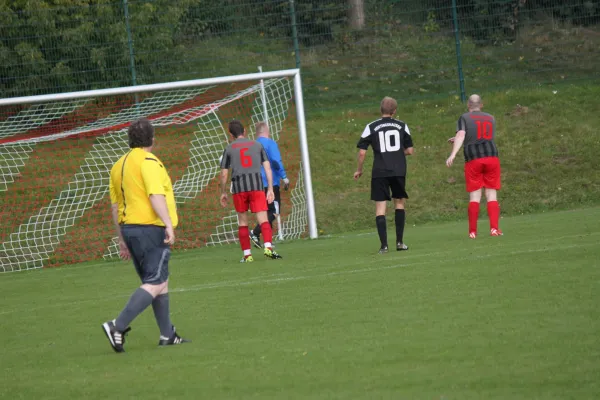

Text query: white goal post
(0, 69), (317, 272)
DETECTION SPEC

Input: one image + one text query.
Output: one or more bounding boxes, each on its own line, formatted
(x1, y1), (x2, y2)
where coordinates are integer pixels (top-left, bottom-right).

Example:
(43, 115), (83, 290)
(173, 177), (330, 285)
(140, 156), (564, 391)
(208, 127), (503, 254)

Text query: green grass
(308, 83), (600, 234)
(1, 208), (599, 399)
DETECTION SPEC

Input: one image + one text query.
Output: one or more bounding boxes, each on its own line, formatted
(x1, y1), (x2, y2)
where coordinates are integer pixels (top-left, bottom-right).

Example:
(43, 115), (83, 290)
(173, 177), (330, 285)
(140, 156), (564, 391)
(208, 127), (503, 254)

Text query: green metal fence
(1, 0), (598, 110)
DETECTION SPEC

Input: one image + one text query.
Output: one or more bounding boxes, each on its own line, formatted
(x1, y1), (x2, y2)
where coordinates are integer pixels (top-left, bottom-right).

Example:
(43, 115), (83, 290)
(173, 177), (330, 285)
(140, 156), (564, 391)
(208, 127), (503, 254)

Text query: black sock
(395, 209), (406, 244)
(252, 224), (261, 237)
(376, 215), (387, 248)
(268, 211), (276, 226)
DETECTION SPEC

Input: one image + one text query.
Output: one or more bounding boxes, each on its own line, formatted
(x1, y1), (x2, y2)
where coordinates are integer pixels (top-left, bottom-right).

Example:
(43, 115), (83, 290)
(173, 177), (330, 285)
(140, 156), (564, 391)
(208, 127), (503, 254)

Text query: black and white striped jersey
(220, 137), (268, 194)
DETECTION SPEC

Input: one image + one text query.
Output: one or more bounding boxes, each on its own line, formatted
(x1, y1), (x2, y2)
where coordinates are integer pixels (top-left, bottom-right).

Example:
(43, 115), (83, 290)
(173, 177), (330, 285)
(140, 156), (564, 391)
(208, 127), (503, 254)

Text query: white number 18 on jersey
(378, 130), (401, 153)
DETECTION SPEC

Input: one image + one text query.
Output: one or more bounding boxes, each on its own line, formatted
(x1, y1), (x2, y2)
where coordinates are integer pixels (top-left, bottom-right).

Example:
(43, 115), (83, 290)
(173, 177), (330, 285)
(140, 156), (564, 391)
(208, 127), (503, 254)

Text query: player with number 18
(354, 97), (414, 254)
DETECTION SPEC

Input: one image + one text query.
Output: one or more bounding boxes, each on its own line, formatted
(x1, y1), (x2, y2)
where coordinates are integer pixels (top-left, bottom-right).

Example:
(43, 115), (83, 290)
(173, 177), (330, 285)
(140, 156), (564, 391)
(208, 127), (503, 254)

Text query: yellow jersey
(109, 148), (178, 227)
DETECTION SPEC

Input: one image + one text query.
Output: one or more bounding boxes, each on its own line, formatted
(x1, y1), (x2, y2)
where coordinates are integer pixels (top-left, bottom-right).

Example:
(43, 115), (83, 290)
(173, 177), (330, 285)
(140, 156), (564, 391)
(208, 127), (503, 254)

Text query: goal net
(0, 69), (316, 273)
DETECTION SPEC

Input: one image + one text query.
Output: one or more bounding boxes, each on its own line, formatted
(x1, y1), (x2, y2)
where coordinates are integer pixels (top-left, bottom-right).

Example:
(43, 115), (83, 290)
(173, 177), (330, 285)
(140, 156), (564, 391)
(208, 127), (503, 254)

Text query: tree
(0, 0), (193, 97)
(348, 0), (365, 30)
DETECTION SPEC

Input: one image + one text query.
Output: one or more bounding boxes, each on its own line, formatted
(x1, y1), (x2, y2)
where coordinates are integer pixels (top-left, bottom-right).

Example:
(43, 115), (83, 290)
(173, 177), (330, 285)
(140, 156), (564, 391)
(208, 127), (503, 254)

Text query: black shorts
(121, 225), (171, 285)
(371, 176), (409, 201)
(264, 186), (282, 214)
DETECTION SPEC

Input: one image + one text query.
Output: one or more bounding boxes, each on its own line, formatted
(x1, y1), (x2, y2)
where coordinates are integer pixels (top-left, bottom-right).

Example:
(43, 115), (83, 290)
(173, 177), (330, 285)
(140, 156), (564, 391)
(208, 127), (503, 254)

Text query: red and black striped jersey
(220, 137), (268, 194)
(457, 111), (499, 162)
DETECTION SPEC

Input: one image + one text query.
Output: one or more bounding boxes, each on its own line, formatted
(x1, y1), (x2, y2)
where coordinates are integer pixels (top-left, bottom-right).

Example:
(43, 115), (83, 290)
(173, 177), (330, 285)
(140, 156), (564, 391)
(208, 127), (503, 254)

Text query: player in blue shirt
(250, 122), (290, 249)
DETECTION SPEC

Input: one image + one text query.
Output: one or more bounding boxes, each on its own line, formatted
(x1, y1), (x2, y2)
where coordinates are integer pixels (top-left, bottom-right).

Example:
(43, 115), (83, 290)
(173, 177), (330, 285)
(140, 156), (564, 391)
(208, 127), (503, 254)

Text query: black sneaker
(396, 242), (409, 251)
(378, 246), (389, 254)
(249, 233), (262, 249)
(101, 320), (131, 353)
(158, 326), (190, 346)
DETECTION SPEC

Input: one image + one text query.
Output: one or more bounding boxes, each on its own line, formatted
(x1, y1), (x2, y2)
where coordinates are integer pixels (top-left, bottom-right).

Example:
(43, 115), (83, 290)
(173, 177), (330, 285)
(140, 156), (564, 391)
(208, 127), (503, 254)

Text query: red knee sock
(487, 201), (500, 230)
(468, 202), (480, 233)
(239, 226), (251, 253)
(261, 222), (273, 248)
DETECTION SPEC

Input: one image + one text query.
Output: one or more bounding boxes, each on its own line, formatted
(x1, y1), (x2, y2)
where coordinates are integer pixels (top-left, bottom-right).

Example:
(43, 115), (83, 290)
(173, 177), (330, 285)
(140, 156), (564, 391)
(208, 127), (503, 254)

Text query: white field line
(4, 230), (599, 283)
(171, 241), (596, 294)
(0, 240), (595, 317)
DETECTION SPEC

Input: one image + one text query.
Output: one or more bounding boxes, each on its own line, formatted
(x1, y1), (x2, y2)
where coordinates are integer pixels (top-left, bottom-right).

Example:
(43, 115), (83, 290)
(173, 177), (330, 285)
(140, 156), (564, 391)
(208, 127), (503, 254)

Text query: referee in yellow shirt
(102, 118), (188, 353)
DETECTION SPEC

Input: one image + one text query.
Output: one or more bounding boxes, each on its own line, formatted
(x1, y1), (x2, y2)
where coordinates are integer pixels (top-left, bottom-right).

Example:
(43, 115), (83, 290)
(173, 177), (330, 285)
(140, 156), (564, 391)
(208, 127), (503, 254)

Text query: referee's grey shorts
(121, 225), (171, 285)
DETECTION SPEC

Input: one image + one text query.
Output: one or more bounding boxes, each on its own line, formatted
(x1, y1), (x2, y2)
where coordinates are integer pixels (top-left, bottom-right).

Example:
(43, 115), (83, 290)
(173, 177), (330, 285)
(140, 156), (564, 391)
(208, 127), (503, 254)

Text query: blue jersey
(257, 137), (287, 187)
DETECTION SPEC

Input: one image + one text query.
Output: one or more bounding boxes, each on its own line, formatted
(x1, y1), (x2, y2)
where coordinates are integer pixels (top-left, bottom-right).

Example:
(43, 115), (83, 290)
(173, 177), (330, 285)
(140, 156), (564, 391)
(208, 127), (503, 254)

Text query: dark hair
(128, 118), (154, 148)
(228, 120), (245, 138)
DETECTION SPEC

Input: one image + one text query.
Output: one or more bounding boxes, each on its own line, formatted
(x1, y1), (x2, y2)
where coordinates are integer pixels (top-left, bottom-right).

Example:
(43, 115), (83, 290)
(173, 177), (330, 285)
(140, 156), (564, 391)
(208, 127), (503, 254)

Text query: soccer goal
(0, 69), (317, 273)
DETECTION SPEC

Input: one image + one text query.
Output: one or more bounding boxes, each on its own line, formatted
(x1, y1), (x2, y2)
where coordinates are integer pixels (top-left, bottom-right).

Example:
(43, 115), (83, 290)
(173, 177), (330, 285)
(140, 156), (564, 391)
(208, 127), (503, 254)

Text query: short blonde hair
(255, 121), (269, 136)
(380, 97), (397, 115)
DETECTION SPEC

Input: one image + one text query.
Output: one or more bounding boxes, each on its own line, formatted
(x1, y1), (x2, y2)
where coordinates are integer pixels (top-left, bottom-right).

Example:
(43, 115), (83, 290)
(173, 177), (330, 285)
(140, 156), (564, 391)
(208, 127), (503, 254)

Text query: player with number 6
(446, 94), (502, 239)
(219, 120), (283, 262)
(354, 96), (414, 254)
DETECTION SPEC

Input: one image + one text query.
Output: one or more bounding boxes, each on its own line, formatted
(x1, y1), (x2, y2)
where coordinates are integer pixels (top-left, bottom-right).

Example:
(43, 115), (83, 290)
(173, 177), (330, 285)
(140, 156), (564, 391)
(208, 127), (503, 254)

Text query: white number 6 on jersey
(378, 130), (401, 153)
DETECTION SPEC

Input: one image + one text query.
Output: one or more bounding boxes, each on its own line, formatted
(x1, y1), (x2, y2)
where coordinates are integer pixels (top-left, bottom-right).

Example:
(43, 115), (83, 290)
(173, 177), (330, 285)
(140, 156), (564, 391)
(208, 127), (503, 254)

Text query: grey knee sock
(115, 288), (154, 332)
(152, 293), (174, 338)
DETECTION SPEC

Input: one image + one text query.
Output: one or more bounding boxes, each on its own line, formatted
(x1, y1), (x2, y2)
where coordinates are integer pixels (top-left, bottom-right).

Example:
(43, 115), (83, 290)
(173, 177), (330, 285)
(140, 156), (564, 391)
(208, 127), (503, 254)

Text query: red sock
(261, 222), (273, 247)
(468, 202), (480, 233)
(487, 201), (500, 230)
(239, 226), (251, 252)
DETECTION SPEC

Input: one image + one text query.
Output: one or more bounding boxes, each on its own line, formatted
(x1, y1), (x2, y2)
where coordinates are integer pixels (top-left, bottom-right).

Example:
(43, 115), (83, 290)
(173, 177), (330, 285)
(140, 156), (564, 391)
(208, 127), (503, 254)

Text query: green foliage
(0, 0), (599, 97)
(424, 10), (440, 33)
(179, 0), (348, 46)
(0, 0), (193, 96)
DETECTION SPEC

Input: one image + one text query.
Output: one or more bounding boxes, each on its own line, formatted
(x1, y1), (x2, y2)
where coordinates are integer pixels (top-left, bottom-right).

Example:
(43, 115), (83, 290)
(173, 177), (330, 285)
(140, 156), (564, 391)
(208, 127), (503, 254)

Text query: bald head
(468, 94), (482, 111)
(255, 121), (270, 138)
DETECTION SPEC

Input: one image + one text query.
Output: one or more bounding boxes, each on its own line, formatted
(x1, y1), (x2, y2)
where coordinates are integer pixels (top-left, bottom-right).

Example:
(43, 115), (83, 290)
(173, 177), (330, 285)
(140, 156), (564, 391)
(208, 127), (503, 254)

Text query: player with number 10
(354, 97), (414, 254)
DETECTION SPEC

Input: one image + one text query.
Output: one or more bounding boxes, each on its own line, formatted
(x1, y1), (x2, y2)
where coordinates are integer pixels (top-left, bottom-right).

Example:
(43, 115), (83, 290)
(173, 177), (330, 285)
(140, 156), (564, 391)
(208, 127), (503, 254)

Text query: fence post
(122, 0), (138, 87)
(289, 0), (301, 68)
(452, 0), (466, 102)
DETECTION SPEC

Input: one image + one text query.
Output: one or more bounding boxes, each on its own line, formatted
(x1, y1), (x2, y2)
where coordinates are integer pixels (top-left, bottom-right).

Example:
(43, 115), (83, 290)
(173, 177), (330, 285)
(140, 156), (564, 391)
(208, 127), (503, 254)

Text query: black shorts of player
(120, 225), (171, 285)
(371, 176), (409, 201)
(264, 185), (282, 214)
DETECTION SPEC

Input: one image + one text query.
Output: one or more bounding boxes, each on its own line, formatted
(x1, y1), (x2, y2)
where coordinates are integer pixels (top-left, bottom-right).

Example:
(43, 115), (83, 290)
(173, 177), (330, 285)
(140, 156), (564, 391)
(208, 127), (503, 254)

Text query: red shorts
(233, 190), (268, 213)
(464, 157), (501, 192)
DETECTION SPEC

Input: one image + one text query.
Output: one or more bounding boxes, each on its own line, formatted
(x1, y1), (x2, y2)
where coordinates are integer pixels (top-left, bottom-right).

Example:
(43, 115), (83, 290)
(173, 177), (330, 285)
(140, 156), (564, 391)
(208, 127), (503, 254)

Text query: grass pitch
(1, 208), (599, 399)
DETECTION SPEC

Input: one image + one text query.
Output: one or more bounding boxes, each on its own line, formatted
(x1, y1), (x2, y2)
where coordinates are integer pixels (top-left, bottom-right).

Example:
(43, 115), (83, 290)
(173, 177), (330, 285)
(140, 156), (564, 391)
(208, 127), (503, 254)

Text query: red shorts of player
(233, 190), (268, 213)
(464, 156), (501, 192)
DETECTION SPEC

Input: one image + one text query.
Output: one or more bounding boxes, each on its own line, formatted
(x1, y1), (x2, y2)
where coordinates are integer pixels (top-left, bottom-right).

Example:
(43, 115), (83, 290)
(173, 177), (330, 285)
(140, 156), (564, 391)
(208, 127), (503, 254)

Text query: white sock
(243, 249), (251, 256)
(264, 242), (272, 249)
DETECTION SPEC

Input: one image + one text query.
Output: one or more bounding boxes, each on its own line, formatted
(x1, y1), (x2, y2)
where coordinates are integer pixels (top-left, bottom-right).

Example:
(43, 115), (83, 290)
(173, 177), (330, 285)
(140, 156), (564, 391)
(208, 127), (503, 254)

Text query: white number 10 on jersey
(378, 130), (401, 152)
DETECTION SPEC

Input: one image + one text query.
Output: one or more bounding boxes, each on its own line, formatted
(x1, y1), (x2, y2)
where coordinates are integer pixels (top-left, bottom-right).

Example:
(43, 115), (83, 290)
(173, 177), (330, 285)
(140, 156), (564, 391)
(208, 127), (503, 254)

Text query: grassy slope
(176, 23), (600, 235)
(0, 208), (599, 399)
(307, 83), (600, 234)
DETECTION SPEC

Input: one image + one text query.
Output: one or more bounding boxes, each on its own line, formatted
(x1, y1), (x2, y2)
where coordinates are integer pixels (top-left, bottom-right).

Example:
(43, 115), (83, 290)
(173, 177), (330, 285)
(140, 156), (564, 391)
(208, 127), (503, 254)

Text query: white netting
(0, 99), (89, 139)
(204, 78), (305, 247)
(0, 89), (212, 192)
(4, 88), (213, 146)
(205, 167), (307, 247)
(172, 110), (228, 201)
(0, 143), (35, 191)
(107, 77), (303, 256)
(0, 76), (307, 272)
(282, 166), (308, 240)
